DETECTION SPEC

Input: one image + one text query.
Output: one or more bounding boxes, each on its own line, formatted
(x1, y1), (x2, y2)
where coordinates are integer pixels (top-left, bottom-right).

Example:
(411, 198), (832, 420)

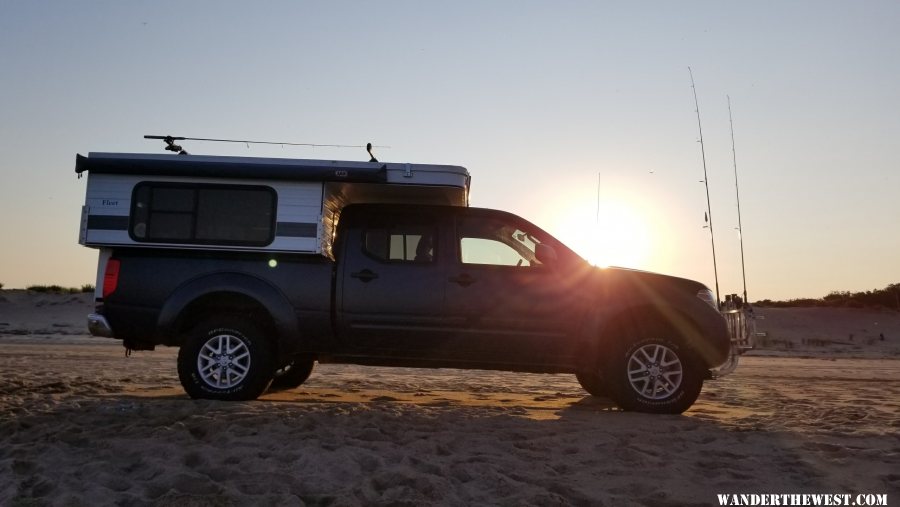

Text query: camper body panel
(80, 173), (325, 253)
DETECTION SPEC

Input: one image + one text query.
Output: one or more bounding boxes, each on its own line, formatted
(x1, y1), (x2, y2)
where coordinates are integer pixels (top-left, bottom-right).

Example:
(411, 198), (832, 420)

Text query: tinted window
(131, 183), (276, 246)
(363, 222), (435, 263)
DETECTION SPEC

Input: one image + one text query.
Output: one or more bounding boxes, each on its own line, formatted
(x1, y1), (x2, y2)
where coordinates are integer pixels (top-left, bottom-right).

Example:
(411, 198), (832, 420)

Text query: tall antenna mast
(728, 95), (749, 302)
(688, 67), (720, 306)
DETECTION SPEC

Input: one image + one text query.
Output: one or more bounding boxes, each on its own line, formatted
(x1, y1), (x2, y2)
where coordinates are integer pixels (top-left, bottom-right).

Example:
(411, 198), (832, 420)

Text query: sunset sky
(1, 1), (898, 301)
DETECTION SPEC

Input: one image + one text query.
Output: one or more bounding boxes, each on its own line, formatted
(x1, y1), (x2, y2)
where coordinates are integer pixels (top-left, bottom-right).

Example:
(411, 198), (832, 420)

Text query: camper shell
(76, 152), (470, 257)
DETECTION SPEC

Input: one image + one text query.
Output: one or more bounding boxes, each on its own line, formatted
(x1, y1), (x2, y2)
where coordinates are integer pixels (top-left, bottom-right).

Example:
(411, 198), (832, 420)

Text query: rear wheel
(177, 316), (275, 401)
(606, 328), (703, 414)
(269, 357), (315, 391)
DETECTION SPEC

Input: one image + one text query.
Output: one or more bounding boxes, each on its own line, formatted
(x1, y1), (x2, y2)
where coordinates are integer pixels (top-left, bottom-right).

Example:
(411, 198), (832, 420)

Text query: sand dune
(752, 306), (900, 357)
(1, 291), (897, 505)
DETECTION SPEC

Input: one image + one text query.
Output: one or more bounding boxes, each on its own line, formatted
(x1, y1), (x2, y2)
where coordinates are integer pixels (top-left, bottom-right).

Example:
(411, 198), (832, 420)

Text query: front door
(443, 212), (582, 365)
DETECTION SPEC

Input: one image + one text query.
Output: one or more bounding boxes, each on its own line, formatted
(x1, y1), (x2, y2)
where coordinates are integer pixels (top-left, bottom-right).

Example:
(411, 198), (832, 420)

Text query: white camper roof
(77, 152), (470, 193)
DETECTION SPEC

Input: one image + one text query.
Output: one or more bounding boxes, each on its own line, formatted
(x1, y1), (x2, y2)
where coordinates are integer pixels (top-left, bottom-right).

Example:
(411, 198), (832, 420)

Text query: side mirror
(535, 243), (558, 267)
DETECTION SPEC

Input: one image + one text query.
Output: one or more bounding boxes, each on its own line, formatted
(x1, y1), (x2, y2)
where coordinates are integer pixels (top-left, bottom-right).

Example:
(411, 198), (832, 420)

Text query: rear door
(338, 209), (449, 355)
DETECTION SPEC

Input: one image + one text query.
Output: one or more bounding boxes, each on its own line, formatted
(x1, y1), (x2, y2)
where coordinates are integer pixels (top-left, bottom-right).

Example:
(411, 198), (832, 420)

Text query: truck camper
(77, 147), (746, 414)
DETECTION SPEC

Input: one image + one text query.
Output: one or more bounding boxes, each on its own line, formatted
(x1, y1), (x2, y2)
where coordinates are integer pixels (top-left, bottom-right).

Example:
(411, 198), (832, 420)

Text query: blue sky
(1, 1), (899, 300)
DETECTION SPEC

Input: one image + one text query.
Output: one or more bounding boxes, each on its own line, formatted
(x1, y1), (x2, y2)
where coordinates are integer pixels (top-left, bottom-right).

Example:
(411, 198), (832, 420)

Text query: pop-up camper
(76, 152), (470, 257)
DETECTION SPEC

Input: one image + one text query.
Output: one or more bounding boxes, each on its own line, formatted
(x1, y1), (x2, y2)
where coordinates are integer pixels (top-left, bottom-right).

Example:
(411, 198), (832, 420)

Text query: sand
(1, 291), (898, 506)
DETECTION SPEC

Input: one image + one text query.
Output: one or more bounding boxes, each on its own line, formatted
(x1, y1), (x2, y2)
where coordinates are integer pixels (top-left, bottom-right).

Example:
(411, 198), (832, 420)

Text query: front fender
(582, 272), (730, 369)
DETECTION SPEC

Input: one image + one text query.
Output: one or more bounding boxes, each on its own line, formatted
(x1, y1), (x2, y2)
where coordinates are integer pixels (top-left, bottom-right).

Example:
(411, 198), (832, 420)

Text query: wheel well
(171, 292), (278, 349)
(582, 307), (707, 372)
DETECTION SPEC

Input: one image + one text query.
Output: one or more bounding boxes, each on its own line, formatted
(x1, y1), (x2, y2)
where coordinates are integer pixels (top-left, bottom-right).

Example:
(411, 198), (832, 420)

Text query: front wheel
(607, 333), (704, 414)
(177, 316), (275, 401)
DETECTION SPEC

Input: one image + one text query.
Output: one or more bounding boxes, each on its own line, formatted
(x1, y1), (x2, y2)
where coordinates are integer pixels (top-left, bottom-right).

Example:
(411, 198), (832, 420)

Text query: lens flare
(551, 198), (653, 269)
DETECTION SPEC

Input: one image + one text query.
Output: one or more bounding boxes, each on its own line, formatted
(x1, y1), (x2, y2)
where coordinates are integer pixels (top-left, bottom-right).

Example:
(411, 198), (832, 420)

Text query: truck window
(130, 183), (276, 246)
(457, 216), (542, 267)
(363, 224), (435, 263)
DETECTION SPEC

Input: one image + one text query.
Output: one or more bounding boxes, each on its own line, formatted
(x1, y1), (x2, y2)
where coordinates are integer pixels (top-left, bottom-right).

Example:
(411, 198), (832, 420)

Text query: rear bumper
(87, 313), (114, 338)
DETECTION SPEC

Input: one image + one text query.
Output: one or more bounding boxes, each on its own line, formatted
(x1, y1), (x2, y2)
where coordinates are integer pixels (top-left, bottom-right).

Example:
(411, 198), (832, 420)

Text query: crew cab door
(338, 209), (448, 354)
(443, 210), (582, 365)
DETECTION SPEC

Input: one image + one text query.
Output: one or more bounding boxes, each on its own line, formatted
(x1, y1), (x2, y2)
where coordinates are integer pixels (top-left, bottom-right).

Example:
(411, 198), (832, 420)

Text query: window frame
(129, 181), (277, 247)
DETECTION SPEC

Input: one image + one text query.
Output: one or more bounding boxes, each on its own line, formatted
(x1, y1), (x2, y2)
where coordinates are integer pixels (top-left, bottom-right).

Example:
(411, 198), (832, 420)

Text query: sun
(550, 197), (654, 269)
(593, 199), (653, 268)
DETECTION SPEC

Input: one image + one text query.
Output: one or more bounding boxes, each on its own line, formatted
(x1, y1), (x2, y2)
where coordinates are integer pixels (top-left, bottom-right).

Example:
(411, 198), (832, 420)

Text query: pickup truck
(78, 152), (732, 414)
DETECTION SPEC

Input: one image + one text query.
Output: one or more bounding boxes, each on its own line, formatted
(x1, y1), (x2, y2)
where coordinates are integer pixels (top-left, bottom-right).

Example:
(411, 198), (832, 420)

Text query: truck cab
(334, 204), (589, 367)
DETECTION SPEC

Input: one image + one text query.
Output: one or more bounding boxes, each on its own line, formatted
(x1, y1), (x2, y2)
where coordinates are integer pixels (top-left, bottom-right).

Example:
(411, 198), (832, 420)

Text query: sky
(1, 1), (898, 301)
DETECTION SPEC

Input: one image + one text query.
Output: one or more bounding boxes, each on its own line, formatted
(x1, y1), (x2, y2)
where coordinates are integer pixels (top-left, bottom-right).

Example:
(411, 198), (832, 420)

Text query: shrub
(26, 284), (85, 294)
(81, 284), (95, 293)
(755, 282), (900, 311)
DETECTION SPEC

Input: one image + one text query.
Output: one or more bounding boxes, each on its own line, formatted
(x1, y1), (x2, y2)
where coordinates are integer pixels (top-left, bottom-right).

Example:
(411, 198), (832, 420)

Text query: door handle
(448, 273), (476, 287)
(351, 269), (379, 282)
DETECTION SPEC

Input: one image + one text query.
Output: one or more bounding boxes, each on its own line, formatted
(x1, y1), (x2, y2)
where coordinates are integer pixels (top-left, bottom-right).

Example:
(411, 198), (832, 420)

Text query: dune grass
(23, 284), (94, 294)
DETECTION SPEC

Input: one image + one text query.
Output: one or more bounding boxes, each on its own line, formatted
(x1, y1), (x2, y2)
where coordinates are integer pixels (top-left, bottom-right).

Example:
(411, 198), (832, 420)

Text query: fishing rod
(688, 67), (721, 307)
(144, 135), (390, 161)
(728, 95), (749, 303)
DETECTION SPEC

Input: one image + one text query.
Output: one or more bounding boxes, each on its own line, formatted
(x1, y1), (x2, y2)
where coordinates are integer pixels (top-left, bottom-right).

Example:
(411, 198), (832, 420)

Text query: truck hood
(594, 266), (709, 295)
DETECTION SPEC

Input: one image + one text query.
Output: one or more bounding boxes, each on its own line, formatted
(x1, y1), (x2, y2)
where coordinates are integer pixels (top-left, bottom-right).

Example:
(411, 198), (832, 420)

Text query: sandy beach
(1, 291), (898, 506)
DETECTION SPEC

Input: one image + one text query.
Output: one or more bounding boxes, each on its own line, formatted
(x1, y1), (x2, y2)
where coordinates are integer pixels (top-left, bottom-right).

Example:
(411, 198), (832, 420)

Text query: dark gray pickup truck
(79, 152), (735, 414)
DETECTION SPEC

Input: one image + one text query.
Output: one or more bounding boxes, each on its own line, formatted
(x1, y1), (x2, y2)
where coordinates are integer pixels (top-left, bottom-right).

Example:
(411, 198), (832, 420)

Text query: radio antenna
(688, 67), (720, 307)
(728, 95), (749, 303)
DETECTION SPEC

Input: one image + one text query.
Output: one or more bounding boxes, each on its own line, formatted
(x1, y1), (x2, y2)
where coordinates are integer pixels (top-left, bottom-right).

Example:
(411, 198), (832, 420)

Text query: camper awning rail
(75, 152), (393, 183)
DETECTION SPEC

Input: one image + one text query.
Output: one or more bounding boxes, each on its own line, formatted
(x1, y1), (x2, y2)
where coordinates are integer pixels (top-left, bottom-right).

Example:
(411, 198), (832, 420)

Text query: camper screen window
(130, 183), (276, 246)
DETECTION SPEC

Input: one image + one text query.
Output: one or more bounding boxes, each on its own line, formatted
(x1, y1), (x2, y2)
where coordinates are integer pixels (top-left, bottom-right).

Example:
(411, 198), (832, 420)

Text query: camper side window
(130, 183), (276, 246)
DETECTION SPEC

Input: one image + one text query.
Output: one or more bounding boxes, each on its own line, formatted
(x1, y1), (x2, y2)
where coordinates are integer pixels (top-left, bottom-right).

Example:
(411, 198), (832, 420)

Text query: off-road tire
(606, 326), (704, 414)
(177, 316), (275, 401)
(575, 369), (608, 397)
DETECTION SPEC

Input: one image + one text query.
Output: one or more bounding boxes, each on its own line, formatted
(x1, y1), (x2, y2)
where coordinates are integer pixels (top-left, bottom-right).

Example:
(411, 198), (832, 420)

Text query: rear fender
(156, 273), (299, 353)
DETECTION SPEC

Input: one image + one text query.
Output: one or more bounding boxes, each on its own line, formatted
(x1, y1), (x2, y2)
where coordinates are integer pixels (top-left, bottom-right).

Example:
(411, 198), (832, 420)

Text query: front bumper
(712, 306), (756, 378)
(87, 313), (114, 338)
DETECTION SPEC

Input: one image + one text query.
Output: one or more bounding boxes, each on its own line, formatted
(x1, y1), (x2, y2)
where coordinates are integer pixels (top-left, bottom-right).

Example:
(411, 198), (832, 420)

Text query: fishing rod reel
(145, 135), (189, 155)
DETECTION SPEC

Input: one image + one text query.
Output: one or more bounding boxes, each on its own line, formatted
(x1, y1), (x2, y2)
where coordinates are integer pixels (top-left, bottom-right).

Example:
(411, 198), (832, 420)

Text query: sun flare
(551, 198), (654, 269)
